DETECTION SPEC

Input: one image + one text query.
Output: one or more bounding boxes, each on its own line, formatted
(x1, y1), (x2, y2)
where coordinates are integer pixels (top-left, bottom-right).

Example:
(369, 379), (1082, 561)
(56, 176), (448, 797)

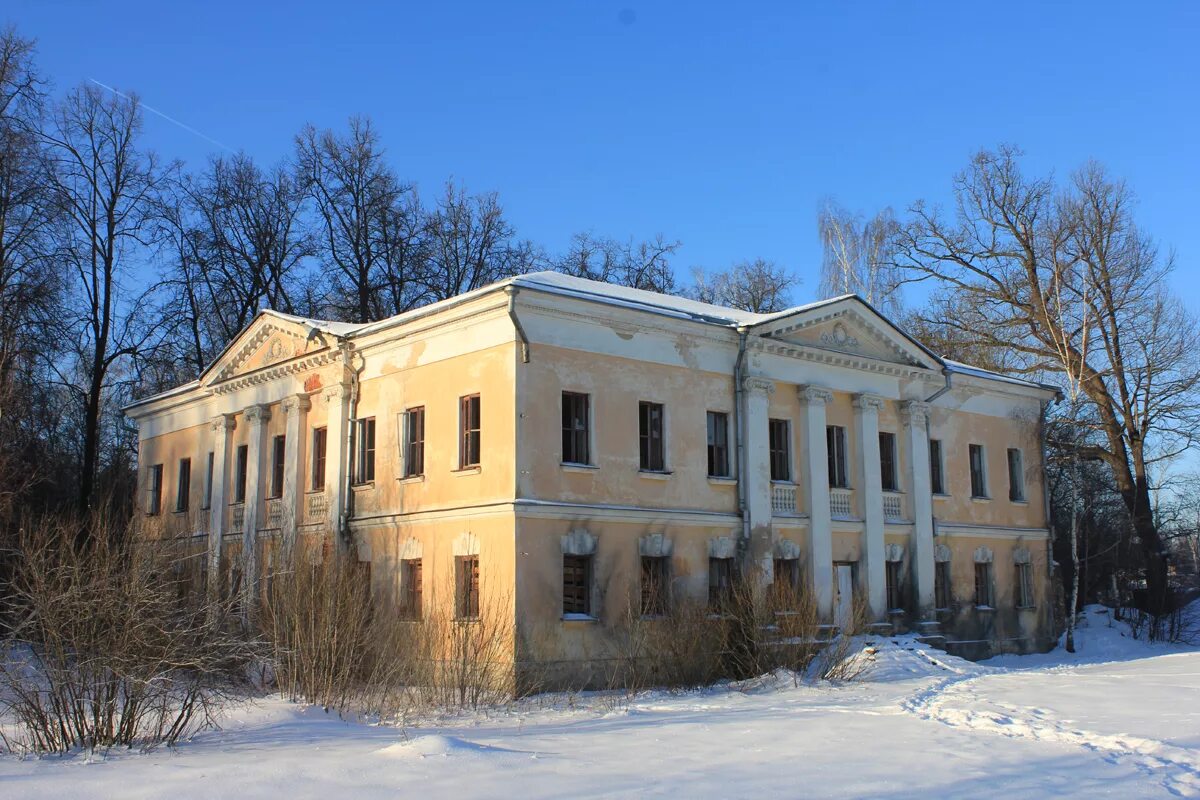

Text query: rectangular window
(827, 425), (848, 488)
(270, 435), (286, 498)
(561, 392), (591, 465)
(562, 554), (591, 616)
(639, 401), (665, 472)
(640, 555), (668, 616)
(354, 417), (376, 483)
(311, 427), (327, 490)
(455, 555), (480, 619)
(459, 395), (481, 468)
(1007, 448), (1025, 502)
(706, 411), (730, 478)
(234, 445), (248, 504)
(772, 557), (800, 608)
(709, 557), (735, 612)
(202, 451), (214, 510)
(401, 558), (423, 619)
(175, 457), (191, 513)
(930, 439), (945, 495)
(148, 463), (164, 515)
(974, 562), (994, 608)
(769, 419), (791, 481)
(1016, 562), (1034, 607)
(886, 559), (904, 612)
(403, 407), (425, 478)
(969, 444), (987, 498)
(879, 431), (898, 492)
(934, 561), (952, 610)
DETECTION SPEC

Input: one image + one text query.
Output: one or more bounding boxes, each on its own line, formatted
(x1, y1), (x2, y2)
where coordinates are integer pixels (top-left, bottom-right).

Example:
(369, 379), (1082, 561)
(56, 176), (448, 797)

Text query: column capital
(244, 404), (271, 425)
(281, 394), (312, 415)
(852, 393), (885, 412)
(901, 400), (930, 425)
(210, 414), (236, 433)
(798, 385), (833, 405)
(742, 376), (775, 396)
(323, 384), (349, 403)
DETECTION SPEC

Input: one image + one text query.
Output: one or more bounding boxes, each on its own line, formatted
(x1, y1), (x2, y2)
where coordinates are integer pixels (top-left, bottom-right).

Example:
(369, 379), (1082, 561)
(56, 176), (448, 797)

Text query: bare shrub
(0, 514), (255, 754)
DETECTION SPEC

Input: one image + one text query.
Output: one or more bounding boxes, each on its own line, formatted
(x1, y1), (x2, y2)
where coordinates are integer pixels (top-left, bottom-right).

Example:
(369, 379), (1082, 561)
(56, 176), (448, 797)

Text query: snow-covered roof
(944, 359), (1060, 394)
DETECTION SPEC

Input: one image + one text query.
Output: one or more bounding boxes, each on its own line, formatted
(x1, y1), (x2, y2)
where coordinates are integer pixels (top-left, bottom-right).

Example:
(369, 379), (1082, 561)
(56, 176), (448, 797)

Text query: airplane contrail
(89, 78), (235, 153)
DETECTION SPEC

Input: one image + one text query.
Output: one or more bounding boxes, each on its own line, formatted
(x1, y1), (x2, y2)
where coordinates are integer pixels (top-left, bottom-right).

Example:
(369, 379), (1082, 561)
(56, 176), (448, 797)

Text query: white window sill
(561, 613), (597, 623)
(932, 493), (951, 501)
(561, 463), (598, 473)
(351, 482), (375, 491)
(975, 605), (996, 612)
(1016, 605), (1037, 611)
(397, 475), (425, 484)
(638, 470), (672, 480)
(970, 496), (992, 504)
(1009, 499), (1029, 506)
(707, 476), (736, 485)
(452, 466), (482, 476)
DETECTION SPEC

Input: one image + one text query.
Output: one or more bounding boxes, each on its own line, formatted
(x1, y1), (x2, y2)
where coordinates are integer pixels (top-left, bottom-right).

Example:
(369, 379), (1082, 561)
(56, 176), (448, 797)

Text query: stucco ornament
(398, 537), (422, 560)
(268, 336), (293, 361)
(638, 532), (673, 558)
(934, 543), (952, 563)
(821, 322), (860, 349)
(708, 536), (737, 560)
(775, 538), (801, 560)
(885, 543), (905, 563)
(1013, 547), (1032, 565)
(561, 529), (597, 556)
(452, 531), (480, 556)
(973, 546), (994, 564)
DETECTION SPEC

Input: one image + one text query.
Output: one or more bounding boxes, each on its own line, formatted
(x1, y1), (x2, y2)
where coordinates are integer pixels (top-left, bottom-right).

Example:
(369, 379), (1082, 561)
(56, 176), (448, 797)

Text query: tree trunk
(1128, 476), (1170, 618)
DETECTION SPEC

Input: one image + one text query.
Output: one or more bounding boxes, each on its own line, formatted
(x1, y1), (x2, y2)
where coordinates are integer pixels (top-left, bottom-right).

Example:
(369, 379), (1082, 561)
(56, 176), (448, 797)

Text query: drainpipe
(505, 286), (530, 363)
(924, 366), (952, 404)
(733, 327), (750, 544)
(921, 366), (952, 556)
(339, 342), (365, 550)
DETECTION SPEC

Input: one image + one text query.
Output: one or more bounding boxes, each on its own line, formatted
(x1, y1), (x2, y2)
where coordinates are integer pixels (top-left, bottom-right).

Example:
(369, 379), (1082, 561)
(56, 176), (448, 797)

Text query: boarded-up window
(401, 558), (422, 619)
(562, 554), (591, 616)
(455, 555), (480, 619)
(974, 562), (994, 607)
(640, 555), (668, 616)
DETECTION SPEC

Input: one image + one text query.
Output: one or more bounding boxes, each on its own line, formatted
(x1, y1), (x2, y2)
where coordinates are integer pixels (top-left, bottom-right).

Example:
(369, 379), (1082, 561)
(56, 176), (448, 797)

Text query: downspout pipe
(921, 366), (952, 547)
(505, 286), (530, 363)
(339, 342), (364, 551)
(733, 327), (750, 545)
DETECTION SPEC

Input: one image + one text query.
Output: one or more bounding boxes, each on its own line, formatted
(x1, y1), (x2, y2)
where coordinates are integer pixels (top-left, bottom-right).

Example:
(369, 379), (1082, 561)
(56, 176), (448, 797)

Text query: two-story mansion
(127, 271), (1059, 680)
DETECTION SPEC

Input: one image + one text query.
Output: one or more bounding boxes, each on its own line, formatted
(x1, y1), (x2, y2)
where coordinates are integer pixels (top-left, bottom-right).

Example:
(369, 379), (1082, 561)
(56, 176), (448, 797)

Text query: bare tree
(296, 118), (426, 322)
(554, 232), (680, 294)
(41, 84), (169, 516)
(894, 146), (1200, 619)
(818, 199), (902, 313)
(690, 258), (799, 313)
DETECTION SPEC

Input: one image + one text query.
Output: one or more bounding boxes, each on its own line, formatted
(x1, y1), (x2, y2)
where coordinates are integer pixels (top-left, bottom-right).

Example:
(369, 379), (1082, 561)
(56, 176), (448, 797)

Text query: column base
(867, 622), (895, 637)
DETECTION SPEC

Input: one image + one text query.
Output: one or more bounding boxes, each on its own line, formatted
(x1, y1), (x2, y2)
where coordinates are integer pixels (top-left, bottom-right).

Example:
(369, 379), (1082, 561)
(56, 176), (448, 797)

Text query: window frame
(270, 434), (286, 498)
(708, 556), (735, 612)
(969, 443), (988, 499)
(233, 445), (249, 504)
(202, 451), (214, 510)
(929, 438), (945, 495)
(402, 407), (426, 478)
(706, 410), (731, 478)
(459, 394), (481, 469)
(934, 560), (952, 610)
(354, 417), (376, 484)
(638, 400), (666, 472)
(1007, 447), (1026, 502)
(974, 561), (994, 608)
(885, 558), (904, 612)
(311, 427), (327, 491)
(562, 554), (592, 617)
(455, 555), (480, 619)
(561, 391), (591, 466)
(827, 425), (849, 488)
(401, 558), (423, 619)
(1016, 562), (1035, 608)
(769, 418), (792, 482)
(174, 457), (191, 513)
(147, 463), (164, 516)
(879, 431), (898, 493)
(772, 557), (800, 609)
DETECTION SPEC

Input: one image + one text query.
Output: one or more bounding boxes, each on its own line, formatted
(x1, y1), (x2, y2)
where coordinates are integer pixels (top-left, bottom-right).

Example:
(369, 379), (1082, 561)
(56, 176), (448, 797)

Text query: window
(270, 435), (286, 498)
(886, 559), (904, 612)
(147, 464), (164, 515)
(202, 451), (214, 510)
(403, 407), (425, 478)
(930, 439), (945, 495)
(827, 425), (848, 488)
(640, 555), (668, 616)
(455, 555), (480, 619)
(233, 445), (248, 504)
(969, 444), (987, 498)
(934, 561), (952, 610)
(562, 392), (590, 465)
(706, 411), (730, 477)
(459, 395), (481, 468)
(401, 558), (422, 619)
(1016, 562), (1034, 608)
(769, 419), (791, 481)
(562, 554), (591, 616)
(354, 417), (376, 483)
(709, 557), (735, 612)
(175, 458), (191, 513)
(639, 401), (665, 472)
(879, 432), (898, 492)
(974, 562), (994, 608)
(1007, 448), (1025, 502)
(772, 557), (800, 608)
(311, 427), (327, 490)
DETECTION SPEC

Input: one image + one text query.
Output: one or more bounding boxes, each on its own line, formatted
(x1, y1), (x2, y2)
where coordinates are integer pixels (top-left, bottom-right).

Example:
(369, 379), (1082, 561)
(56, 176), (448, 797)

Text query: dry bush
(0, 514), (255, 754)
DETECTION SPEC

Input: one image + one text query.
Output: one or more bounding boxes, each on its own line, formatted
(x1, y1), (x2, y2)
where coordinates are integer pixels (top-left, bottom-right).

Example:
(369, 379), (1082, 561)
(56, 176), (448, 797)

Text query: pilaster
(207, 414), (235, 601)
(742, 376), (775, 581)
(798, 385), (834, 619)
(241, 404), (271, 623)
(280, 394), (311, 552)
(853, 392), (886, 621)
(903, 400), (936, 619)
(324, 384), (351, 547)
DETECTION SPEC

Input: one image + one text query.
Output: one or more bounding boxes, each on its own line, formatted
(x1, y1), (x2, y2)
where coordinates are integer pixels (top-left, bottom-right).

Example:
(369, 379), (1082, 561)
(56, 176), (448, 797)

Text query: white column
(241, 404), (271, 620)
(324, 384), (350, 547)
(742, 376), (775, 580)
(853, 393), (886, 621)
(207, 414), (235, 601)
(903, 400), (936, 621)
(799, 385), (834, 620)
(280, 394), (311, 552)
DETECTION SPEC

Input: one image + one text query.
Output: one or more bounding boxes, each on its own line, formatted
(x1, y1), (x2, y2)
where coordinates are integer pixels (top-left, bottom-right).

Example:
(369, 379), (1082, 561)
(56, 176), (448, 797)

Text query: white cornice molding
(935, 522), (1050, 540)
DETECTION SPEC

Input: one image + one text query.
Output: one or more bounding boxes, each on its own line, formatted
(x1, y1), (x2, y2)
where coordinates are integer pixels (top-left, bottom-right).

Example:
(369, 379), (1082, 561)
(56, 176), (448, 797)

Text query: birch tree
(817, 199), (902, 314)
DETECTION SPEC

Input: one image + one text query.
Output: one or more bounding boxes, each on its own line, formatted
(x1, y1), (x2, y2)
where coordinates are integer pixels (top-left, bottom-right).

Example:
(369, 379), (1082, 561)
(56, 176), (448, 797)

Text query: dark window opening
(562, 554), (592, 616)
(930, 439), (945, 495)
(460, 395), (481, 468)
(879, 431), (898, 492)
(827, 425), (848, 488)
(270, 435), (286, 498)
(640, 555), (668, 616)
(769, 418), (791, 482)
(639, 401), (665, 471)
(706, 411), (730, 477)
(455, 555), (480, 619)
(562, 392), (591, 465)
(175, 458), (191, 513)
(354, 418), (376, 483)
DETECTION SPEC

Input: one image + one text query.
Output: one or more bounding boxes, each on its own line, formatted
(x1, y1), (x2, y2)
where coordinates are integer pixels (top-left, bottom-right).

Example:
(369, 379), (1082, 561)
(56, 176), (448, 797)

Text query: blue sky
(8, 1), (1200, 308)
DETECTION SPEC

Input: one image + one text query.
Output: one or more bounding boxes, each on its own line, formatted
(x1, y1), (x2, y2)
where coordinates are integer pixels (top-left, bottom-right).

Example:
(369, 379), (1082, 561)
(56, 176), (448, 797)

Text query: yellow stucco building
(127, 272), (1059, 684)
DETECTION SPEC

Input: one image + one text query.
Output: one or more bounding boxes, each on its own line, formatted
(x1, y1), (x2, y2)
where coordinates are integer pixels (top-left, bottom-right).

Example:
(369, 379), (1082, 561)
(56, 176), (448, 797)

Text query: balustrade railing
(231, 504), (245, 534)
(771, 483), (798, 516)
(883, 492), (904, 522)
(306, 492), (329, 524)
(829, 488), (853, 519)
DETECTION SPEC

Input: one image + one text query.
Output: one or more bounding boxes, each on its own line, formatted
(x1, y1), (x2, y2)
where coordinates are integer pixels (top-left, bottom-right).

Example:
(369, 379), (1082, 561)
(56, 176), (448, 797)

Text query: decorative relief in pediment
(207, 320), (339, 392)
(760, 310), (932, 372)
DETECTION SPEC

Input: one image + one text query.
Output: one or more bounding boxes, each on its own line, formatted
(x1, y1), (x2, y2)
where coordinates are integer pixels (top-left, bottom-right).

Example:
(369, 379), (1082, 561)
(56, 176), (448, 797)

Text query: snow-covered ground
(2, 606), (1198, 799)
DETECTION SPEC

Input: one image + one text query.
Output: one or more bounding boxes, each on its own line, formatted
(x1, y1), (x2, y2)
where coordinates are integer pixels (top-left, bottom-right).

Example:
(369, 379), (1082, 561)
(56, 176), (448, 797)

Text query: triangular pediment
(753, 297), (940, 371)
(201, 313), (337, 388)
